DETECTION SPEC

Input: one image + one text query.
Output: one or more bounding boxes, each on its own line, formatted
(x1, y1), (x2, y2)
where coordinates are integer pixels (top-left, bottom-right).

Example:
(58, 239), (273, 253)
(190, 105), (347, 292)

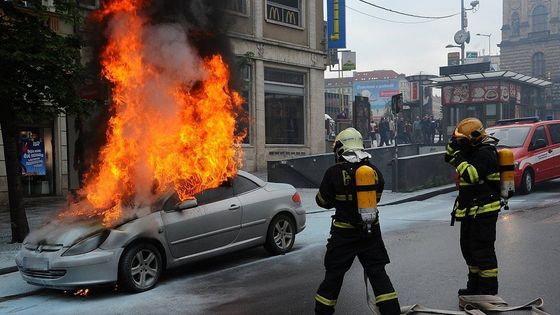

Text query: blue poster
(353, 80), (401, 116)
(327, 0), (346, 48)
(20, 138), (46, 176)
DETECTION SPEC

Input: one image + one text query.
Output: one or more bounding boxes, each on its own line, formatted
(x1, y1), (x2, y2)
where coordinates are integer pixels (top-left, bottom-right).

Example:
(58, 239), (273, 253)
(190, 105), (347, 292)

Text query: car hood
(24, 219), (105, 247)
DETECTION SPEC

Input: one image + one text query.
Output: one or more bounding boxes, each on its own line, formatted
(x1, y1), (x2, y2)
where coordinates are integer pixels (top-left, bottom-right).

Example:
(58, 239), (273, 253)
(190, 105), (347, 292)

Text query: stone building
(500, 0), (560, 118)
(226, 1), (327, 171)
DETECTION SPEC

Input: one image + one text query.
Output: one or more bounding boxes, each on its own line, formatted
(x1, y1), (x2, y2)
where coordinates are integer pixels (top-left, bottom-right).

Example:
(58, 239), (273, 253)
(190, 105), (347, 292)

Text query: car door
(232, 175), (267, 241)
(545, 122), (560, 178)
(526, 125), (552, 182)
(161, 184), (242, 258)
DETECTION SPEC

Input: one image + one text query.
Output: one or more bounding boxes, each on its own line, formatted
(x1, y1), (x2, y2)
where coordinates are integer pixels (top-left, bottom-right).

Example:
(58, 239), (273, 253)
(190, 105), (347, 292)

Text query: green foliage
(0, 1), (92, 123)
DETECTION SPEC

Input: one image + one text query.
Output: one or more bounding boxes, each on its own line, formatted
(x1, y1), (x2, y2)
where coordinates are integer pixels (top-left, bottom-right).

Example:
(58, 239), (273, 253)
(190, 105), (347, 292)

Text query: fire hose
(364, 272), (551, 315)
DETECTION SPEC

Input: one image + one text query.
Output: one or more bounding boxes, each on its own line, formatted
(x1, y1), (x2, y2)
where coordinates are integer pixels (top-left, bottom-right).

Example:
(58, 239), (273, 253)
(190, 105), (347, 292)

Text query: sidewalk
(0, 174), (455, 273)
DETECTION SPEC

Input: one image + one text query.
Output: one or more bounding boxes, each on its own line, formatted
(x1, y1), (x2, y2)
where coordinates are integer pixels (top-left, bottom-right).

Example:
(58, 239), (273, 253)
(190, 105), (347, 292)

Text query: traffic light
(391, 93), (403, 114)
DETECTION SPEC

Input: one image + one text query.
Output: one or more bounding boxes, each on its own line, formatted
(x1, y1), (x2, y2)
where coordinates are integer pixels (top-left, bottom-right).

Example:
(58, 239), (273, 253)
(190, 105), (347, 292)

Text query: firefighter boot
(458, 272), (479, 296)
(377, 299), (401, 315)
(478, 275), (498, 295)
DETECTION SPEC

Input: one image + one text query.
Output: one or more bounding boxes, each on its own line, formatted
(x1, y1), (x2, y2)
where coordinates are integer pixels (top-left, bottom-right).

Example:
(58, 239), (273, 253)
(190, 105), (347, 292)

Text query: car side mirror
(176, 198), (197, 211)
(530, 138), (546, 151)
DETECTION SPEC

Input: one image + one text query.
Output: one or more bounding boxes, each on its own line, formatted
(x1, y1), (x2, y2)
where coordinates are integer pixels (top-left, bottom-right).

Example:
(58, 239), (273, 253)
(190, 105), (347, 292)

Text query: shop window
(532, 5), (548, 32)
(266, 0), (302, 27)
(532, 52), (545, 78)
(17, 128), (54, 196)
(511, 12), (520, 36)
(264, 68), (305, 145)
(547, 124), (560, 144)
(225, 0), (248, 15)
(77, 0), (99, 9)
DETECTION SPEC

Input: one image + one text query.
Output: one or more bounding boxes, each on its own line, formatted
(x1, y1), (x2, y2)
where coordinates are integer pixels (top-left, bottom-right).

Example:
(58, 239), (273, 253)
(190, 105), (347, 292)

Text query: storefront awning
(432, 70), (552, 88)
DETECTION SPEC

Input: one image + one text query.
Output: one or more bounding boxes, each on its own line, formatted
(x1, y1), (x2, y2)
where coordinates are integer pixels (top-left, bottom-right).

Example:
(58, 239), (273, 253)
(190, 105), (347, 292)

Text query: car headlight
(62, 231), (109, 256)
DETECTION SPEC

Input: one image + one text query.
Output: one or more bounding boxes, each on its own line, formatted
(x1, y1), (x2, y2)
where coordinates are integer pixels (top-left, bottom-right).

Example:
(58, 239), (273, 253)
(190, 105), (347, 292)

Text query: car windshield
(487, 126), (531, 148)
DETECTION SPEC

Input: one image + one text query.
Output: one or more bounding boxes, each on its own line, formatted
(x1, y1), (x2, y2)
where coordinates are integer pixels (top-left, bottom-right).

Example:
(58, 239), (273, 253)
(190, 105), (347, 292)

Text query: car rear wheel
(119, 243), (162, 292)
(264, 214), (295, 255)
(520, 169), (534, 195)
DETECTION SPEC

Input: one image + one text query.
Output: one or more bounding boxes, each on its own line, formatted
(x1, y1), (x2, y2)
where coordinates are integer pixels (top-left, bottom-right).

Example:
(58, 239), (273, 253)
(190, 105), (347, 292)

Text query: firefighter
(314, 128), (400, 315)
(445, 117), (501, 296)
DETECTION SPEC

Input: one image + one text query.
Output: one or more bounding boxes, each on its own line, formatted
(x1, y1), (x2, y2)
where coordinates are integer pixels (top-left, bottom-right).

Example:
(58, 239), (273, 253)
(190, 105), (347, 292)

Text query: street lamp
(476, 33), (492, 56)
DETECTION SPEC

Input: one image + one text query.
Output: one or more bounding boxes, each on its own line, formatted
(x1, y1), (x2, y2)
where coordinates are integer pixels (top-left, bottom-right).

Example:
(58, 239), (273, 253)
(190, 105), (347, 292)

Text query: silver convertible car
(15, 171), (306, 292)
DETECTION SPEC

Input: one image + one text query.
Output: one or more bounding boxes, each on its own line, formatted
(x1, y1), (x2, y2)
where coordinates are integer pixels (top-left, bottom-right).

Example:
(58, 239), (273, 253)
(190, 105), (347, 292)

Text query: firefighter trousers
(315, 225), (400, 315)
(459, 213), (499, 295)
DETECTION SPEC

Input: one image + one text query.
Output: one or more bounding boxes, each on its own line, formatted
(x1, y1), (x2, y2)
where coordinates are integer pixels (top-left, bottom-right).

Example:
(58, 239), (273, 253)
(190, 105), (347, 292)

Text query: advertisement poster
(341, 51), (356, 71)
(442, 81), (521, 105)
(19, 136), (46, 176)
(353, 80), (400, 116)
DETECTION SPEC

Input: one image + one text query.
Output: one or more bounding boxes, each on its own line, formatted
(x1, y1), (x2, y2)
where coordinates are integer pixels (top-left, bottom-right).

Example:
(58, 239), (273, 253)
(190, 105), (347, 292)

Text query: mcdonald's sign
(267, 2), (300, 26)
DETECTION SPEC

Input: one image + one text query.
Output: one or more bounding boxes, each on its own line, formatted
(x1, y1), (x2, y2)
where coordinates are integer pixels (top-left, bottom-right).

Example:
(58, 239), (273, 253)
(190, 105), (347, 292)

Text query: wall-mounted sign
(327, 0), (346, 48)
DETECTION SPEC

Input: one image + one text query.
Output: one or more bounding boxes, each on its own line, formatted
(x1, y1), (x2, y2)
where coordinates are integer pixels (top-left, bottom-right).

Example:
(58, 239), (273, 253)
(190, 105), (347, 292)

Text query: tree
(0, 1), (90, 242)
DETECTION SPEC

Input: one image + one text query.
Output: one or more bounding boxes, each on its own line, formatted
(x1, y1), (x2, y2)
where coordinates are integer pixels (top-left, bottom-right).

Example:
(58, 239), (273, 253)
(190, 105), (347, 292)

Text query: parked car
(486, 117), (560, 194)
(16, 171), (306, 292)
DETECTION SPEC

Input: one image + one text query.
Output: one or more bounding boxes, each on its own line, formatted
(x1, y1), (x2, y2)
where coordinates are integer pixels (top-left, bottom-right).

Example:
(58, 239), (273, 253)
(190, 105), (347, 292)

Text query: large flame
(62, 0), (244, 225)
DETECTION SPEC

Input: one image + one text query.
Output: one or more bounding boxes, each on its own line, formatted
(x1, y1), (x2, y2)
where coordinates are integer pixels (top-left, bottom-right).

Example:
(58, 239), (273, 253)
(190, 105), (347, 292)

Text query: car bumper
(15, 247), (123, 290)
(295, 205), (306, 233)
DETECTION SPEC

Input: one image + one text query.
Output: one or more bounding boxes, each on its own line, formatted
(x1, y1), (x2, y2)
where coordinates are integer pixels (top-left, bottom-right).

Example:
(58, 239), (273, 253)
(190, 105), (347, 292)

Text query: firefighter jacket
(316, 160), (384, 226)
(445, 143), (501, 220)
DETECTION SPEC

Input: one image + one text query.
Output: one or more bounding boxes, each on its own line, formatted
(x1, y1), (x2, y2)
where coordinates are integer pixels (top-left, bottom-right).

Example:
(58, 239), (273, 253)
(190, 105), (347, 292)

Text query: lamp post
(476, 33), (492, 55)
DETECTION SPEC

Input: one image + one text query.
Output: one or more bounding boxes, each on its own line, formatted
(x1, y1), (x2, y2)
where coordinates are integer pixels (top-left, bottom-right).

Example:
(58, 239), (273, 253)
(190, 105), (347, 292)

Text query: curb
(306, 185), (456, 214)
(0, 266), (18, 275)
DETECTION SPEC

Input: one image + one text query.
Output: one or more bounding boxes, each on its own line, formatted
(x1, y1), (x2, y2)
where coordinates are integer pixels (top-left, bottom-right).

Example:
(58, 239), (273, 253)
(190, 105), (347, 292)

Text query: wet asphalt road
(1, 181), (560, 314)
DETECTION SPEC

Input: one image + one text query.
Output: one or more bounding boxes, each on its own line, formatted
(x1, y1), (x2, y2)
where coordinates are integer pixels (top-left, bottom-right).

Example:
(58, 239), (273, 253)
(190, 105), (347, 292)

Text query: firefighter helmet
(333, 128), (364, 157)
(453, 117), (487, 145)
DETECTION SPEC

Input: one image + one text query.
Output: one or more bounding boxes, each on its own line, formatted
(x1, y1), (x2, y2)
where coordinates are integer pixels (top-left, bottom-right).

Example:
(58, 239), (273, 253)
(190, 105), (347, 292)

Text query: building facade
(226, 0), (327, 171)
(0, 2), (83, 203)
(500, 0), (560, 118)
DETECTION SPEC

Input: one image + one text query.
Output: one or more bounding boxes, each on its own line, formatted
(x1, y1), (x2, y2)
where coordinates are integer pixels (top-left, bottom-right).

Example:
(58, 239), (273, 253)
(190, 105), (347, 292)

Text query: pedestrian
(388, 118), (395, 145)
(379, 117), (389, 147)
(444, 117), (502, 296)
(412, 116), (421, 143)
(370, 120), (377, 146)
(404, 120), (412, 144)
(314, 128), (401, 315)
(421, 115), (430, 144)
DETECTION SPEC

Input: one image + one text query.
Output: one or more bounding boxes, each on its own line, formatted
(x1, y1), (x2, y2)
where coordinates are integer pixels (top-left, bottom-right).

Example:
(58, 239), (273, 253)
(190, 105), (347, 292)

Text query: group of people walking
(370, 115), (442, 147)
(314, 117), (503, 314)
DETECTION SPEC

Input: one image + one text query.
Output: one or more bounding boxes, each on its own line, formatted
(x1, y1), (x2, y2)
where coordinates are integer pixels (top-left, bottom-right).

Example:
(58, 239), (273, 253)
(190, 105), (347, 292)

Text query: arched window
(532, 5), (548, 32)
(532, 52), (545, 78)
(511, 12), (520, 36)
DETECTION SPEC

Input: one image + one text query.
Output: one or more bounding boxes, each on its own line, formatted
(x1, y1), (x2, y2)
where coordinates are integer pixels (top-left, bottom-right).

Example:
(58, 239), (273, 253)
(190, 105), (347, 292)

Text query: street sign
(327, 0), (346, 48)
(341, 51), (356, 71)
(448, 52), (460, 66)
(465, 51), (479, 64)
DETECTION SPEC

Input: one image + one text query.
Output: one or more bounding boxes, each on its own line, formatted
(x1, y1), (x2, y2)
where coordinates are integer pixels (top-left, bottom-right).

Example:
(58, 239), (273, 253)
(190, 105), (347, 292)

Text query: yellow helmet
(334, 127), (364, 156)
(453, 117), (487, 144)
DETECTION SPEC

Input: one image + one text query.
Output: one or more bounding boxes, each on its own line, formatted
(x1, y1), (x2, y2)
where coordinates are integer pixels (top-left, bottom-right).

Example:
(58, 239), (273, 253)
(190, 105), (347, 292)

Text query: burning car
(16, 171), (306, 292)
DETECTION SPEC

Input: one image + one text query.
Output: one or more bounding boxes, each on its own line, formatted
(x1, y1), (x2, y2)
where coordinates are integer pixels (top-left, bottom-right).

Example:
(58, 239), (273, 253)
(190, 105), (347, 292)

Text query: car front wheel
(520, 169), (534, 195)
(264, 214), (295, 255)
(119, 243), (162, 292)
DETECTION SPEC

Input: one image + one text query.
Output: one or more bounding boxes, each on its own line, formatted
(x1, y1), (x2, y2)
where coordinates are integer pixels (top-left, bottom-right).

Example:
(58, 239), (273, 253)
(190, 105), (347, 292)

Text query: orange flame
(61, 0), (244, 226)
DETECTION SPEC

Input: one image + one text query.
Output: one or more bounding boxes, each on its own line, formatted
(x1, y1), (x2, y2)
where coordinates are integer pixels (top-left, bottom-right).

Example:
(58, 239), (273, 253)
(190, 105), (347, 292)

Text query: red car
(486, 117), (560, 194)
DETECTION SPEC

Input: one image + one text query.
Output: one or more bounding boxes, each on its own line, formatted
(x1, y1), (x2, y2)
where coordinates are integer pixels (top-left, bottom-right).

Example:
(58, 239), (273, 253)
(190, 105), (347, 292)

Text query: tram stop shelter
(433, 64), (552, 142)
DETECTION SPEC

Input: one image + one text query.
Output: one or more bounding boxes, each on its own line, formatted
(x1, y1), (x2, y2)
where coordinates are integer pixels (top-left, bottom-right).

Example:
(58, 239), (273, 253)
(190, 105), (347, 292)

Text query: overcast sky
(323, 0), (503, 78)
